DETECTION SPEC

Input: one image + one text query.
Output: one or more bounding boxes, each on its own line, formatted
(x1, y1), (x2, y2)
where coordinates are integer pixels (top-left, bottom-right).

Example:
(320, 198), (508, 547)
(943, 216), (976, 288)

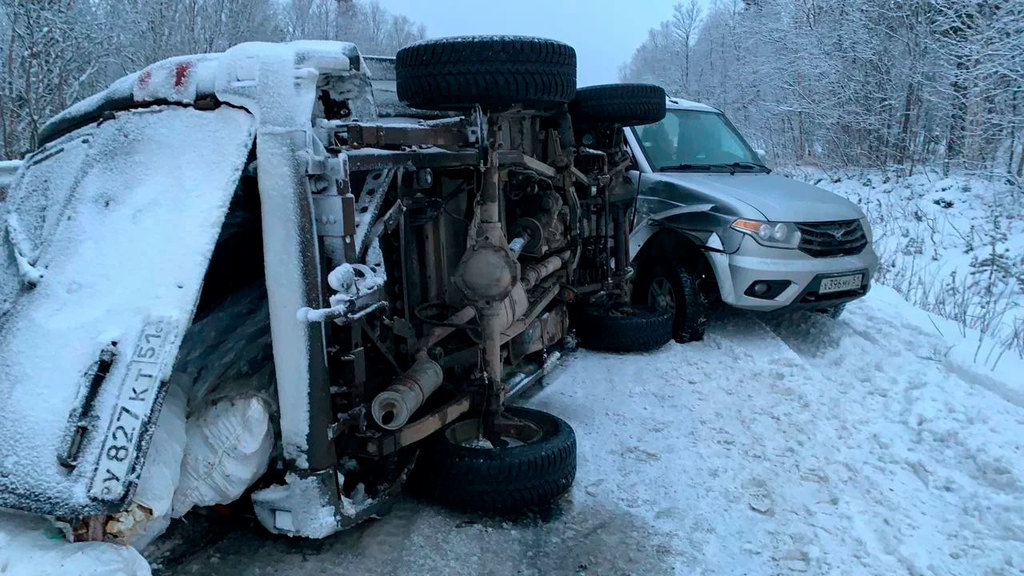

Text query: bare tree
(671, 0), (703, 93)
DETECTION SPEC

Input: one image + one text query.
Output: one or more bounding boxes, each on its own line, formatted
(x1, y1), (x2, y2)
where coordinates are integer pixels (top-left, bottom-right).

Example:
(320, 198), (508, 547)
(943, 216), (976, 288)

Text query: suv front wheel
(638, 264), (708, 343)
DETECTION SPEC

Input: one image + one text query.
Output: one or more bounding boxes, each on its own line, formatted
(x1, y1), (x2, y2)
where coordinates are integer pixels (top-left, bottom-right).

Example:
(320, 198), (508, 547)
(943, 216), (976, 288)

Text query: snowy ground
(145, 285), (1023, 576)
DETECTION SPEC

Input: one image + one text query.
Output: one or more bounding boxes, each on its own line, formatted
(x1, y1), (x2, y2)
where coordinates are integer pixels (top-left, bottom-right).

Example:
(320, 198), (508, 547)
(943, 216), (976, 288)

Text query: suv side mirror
(754, 149), (767, 162)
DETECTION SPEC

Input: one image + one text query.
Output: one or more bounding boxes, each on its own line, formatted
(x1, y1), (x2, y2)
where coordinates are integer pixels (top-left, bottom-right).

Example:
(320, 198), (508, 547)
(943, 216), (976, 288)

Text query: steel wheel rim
(648, 277), (676, 314)
(445, 415), (544, 449)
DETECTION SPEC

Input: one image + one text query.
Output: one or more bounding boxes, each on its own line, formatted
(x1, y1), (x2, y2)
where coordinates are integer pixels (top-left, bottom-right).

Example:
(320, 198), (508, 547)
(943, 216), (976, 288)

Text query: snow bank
(0, 512), (149, 576)
(794, 168), (1024, 394)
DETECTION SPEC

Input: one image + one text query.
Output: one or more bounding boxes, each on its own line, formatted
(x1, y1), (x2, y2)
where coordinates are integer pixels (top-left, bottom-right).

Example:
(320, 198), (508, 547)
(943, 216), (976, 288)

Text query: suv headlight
(731, 219), (801, 249)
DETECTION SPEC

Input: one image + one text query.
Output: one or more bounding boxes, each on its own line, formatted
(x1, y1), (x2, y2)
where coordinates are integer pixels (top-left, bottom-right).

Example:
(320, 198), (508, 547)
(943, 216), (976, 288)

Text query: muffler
(371, 358), (444, 430)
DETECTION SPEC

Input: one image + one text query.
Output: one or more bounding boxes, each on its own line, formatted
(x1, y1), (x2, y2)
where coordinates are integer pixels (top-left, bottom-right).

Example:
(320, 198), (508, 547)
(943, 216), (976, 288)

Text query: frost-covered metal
(0, 106), (255, 515)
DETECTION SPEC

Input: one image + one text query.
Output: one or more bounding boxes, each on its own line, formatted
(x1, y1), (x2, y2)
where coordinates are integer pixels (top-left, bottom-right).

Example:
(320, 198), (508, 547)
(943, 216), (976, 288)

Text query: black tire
(570, 84), (667, 126)
(411, 407), (576, 515)
(395, 36), (577, 111)
(574, 304), (673, 352)
(638, 265), (708, 343)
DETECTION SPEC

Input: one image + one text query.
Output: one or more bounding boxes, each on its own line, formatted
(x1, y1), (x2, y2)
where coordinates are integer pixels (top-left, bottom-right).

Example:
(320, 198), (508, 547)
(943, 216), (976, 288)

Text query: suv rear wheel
(638, 265), (708, 343)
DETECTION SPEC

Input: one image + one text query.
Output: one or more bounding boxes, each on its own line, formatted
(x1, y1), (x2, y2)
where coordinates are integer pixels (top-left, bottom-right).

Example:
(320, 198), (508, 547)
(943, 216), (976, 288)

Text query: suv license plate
(820, 274), (863, 294)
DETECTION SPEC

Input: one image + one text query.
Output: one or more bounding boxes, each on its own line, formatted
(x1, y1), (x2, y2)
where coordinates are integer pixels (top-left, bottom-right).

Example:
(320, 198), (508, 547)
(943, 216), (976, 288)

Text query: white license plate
(820, 274), (863, 294)
(89, 319), (177, 502)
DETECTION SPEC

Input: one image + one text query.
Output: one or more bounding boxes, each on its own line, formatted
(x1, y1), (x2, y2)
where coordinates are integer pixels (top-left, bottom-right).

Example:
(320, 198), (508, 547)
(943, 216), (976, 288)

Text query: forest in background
(0, 0), (424, 160)
(621, 0), (1024, 179)
(6, 0), (1022, 180)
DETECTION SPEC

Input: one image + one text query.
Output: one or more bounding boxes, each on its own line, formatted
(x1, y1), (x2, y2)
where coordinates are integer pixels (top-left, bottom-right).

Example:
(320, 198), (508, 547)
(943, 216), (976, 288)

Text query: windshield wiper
(659, 164), (707, 172)
(724, 161), (772, 173)
(4, 217), (43, 288)
(658, 162), (771, 174)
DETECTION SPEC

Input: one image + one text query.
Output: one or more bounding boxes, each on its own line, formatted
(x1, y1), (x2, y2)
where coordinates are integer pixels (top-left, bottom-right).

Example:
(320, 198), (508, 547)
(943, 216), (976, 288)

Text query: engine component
(510, 218), (544, 255)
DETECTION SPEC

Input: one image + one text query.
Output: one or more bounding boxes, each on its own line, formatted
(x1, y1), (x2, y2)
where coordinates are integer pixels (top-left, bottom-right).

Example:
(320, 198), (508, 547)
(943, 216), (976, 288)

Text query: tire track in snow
(761, 294), (1024, 576)
(534, 315), (880, 575)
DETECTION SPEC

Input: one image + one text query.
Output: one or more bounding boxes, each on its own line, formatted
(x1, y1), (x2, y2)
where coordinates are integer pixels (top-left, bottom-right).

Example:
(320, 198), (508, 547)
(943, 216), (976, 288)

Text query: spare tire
(570, 84), (667, 127)
(411, 406), (576, 515)
(395, 36), (577, 111)
(575, 304), (673, 352)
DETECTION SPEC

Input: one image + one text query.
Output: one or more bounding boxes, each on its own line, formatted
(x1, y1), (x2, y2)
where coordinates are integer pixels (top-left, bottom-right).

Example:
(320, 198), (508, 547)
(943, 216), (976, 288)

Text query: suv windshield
(633, 109), (767, 173)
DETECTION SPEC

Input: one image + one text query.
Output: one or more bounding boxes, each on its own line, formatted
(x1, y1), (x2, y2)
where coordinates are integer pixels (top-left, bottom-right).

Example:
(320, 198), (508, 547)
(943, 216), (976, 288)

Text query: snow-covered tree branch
(0, 0), (425, 159)
(622, 0), (1024, 179)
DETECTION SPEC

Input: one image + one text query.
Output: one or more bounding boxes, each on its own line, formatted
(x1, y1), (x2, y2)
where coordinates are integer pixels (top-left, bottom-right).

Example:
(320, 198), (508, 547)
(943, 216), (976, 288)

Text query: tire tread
(396, 37), (577, 110)
(575, 305), (673, 352)
(411, 407), (577, 515)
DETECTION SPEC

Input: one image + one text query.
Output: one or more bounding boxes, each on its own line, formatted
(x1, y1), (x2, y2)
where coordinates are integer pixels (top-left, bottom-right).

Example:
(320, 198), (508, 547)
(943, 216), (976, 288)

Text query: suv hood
(660, 172), (863, 222)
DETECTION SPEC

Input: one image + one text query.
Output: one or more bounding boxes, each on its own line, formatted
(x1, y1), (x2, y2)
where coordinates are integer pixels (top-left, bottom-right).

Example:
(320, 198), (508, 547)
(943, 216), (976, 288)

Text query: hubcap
(648, 277), (676, 313)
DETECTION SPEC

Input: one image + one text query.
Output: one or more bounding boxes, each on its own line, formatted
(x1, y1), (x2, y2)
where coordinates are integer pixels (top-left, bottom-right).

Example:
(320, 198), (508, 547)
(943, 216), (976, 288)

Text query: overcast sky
(376, 0), (686, 85)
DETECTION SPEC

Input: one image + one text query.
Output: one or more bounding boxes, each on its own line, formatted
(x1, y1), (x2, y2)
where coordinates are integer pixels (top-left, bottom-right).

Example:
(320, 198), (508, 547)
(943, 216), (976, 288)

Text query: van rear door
(0, 105), (255, 516)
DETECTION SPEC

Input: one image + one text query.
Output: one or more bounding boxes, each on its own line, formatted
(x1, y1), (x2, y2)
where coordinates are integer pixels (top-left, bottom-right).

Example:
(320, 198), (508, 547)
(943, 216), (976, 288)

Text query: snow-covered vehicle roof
(665, 96), (720, 114)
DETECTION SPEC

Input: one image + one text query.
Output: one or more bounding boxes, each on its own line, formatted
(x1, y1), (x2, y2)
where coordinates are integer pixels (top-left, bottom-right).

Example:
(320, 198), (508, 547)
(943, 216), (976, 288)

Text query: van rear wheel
(570, 83), (667, 126)
(395, 36), (577, 111)
(410, 407), (576, 515)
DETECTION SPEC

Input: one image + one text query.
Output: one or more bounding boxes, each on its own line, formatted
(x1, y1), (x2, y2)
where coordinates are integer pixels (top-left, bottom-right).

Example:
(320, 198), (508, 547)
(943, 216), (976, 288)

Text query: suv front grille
(796, 220), (867, 258)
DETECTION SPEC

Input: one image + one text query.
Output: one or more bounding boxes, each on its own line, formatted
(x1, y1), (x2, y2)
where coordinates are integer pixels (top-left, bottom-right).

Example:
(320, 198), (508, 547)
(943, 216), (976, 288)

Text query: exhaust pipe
(371, 358), (444, 430)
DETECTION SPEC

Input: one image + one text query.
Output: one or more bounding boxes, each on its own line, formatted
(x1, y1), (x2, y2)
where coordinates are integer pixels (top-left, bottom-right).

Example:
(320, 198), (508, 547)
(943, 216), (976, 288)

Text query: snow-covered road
(153, 286), (1023, 576)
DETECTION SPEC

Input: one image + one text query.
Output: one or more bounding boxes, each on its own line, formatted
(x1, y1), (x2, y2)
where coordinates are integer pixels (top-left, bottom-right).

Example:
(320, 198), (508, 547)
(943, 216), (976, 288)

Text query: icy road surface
(156, 285), (1022, 576)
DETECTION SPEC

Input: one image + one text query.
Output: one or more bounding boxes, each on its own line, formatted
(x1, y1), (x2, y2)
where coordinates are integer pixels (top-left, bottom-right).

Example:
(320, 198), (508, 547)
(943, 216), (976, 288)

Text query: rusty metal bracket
(346, 149), (478, 172)
(360, 200), (405, 262)
(354, 168), (395, 259)
(347, 119), (475, 149)
(311, 194), (346, 238)
(496, 150), (558, 179)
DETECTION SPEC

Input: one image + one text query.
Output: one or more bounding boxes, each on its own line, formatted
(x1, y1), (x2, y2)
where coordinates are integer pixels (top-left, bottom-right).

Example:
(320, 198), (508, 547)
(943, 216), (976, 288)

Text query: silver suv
(622, 96), (879, 341)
